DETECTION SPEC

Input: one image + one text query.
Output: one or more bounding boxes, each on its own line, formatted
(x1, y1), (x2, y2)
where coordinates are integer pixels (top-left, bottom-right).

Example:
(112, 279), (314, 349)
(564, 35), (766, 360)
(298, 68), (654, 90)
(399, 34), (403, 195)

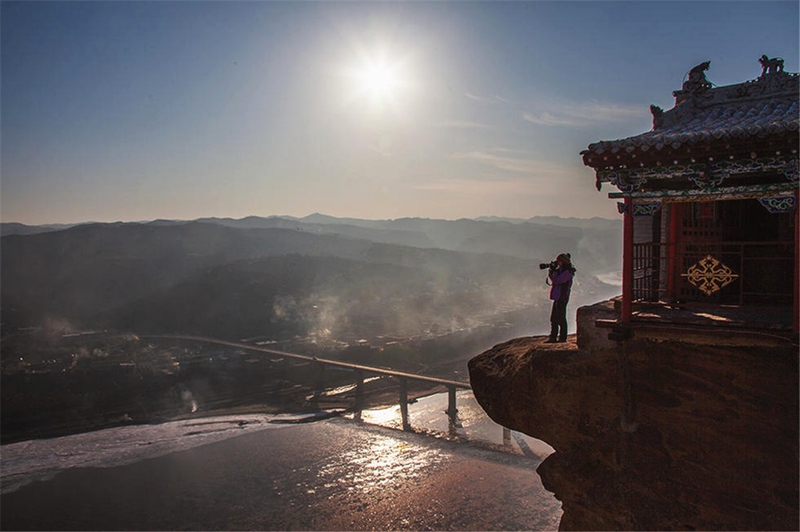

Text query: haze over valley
(2, 214), (621, 343)
(1, 214), (620, 439)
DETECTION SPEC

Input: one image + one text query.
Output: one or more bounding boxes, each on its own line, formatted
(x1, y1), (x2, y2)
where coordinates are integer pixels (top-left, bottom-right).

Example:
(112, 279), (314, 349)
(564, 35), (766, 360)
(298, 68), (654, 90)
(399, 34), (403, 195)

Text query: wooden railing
(632, 240), (794, 306)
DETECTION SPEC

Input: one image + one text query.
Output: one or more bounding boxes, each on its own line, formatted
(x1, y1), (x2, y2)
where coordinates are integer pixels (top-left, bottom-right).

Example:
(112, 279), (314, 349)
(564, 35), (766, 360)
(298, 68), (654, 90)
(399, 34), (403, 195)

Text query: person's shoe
(557, 337), (568, 343)
(544, 337), (558, 343)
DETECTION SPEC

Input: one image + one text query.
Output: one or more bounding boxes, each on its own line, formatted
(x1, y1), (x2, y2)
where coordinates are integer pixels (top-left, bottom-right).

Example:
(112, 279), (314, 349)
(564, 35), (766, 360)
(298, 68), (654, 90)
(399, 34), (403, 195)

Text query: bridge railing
(143, 335), (472, 433)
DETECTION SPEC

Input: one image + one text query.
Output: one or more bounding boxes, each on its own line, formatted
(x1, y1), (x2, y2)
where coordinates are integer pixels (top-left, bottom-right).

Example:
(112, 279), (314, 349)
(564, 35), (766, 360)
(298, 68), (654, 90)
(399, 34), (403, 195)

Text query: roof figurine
(582, 55), (798, 197)
(759, 55), (784, 76)
(682, 60), (713, 94)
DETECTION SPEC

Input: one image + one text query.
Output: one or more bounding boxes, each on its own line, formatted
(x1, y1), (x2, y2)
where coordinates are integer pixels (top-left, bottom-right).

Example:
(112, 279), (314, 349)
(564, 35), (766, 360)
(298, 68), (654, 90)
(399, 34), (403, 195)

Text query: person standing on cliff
(545, 253), (575, 343)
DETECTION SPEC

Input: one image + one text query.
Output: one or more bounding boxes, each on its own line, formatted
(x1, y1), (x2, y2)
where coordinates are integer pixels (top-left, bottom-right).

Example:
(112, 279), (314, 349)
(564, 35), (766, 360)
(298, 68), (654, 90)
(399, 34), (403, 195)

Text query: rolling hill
(1, 216), (621, 341)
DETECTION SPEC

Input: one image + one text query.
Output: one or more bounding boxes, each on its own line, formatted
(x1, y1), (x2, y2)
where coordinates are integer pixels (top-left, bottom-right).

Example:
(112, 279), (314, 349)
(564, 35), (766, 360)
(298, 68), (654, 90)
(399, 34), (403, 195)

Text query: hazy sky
(2, 1), (798, 225)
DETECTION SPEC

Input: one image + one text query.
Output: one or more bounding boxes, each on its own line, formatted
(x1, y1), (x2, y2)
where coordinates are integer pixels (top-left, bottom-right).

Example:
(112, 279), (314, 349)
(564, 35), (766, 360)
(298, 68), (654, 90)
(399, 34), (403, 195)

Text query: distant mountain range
(1, 222), (81, 236)
(3, 213), (620, 234)
(1, 215), (621, 341)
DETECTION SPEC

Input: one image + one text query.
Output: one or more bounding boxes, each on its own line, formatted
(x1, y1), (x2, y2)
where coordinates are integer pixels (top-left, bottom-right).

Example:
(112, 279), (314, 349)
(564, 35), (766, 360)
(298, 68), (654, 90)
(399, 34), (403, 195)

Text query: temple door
(671, 201), (736, 304)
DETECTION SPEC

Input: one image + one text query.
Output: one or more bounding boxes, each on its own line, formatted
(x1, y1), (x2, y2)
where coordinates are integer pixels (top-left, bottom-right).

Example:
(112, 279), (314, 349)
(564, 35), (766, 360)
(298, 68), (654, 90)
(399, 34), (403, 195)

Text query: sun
(358, 60), (400, 99)
(341, 50), (410, 112)
(337, 39), (417, 116)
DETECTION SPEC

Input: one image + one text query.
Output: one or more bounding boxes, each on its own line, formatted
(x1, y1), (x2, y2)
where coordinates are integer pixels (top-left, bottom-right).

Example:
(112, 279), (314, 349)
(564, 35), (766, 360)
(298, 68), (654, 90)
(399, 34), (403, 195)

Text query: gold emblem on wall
(681, 255), (739, 296)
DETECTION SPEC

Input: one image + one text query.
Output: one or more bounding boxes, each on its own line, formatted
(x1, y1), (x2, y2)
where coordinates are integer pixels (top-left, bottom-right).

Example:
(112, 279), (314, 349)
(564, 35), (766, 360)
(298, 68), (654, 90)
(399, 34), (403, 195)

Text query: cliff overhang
(469, 299), (799, 530)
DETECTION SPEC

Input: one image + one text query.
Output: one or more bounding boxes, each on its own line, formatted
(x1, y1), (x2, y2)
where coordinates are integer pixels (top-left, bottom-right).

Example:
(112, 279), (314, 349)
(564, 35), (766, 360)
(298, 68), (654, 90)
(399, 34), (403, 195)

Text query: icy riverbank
(2, 409), (562, 531)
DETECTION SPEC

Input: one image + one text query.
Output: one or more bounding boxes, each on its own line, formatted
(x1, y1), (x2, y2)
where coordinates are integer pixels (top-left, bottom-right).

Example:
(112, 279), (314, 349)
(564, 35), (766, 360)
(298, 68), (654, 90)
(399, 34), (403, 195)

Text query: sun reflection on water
(357, 404), (402, 428)
(316, 432), (445, 494)
(345, 390), (555, 459)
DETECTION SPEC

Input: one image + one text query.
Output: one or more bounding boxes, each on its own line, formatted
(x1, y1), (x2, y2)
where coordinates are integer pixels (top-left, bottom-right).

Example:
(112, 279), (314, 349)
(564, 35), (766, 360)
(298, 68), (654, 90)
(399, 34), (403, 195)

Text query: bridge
(142, 334), (472, 433)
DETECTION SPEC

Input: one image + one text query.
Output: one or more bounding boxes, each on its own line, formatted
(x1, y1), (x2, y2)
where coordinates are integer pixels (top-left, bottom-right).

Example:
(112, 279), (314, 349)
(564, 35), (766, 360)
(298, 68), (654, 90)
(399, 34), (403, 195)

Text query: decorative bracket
(688, 167), (726, 190)
(632, 202), (662, 217)
(605, 170), (647, 193)
(785, 157), (798, 184)
(618, 202), (662, 216)
(758, 196), (796, 214)
(598, 156), (798, 194)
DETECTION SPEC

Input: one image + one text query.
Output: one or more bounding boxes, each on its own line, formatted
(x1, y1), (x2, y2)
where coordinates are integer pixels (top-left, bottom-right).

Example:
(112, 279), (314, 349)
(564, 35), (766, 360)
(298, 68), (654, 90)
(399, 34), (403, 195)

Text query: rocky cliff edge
(468, 303), (798, 530)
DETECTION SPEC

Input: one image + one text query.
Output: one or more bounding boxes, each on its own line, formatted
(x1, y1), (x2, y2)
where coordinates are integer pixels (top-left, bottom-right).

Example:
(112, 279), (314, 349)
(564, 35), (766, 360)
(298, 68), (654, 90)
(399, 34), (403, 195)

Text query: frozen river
(1, 390), (562, 531)
(1, 389), (554, 496)
(356, 389), (555, 459)
(0, 388), (561, 530)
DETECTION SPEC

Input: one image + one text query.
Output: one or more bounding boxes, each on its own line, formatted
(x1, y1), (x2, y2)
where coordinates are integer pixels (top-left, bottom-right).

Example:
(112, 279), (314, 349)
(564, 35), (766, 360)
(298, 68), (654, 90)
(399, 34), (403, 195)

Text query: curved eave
(608, 182), (798, 200)
(583, 129), (799, 172)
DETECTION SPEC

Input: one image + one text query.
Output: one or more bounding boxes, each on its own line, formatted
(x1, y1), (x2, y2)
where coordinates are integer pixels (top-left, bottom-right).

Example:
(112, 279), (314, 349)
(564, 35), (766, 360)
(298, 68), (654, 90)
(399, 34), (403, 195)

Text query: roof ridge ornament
(759, 55), (785, 77)
(581, 57), (798, 192)
(681, 61), (713, 94)
(650, 105), (665, 130)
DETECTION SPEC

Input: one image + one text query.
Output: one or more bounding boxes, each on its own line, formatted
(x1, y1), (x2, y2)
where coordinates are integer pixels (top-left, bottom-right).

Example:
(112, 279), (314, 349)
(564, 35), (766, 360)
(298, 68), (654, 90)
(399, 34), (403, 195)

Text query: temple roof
(582, 62), (799, 167)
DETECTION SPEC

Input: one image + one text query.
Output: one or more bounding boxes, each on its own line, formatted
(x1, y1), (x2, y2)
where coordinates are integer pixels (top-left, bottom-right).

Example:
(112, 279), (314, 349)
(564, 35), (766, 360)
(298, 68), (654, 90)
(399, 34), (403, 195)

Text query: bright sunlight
(357, 60), (401, 100)
(341, 47), (412, 114)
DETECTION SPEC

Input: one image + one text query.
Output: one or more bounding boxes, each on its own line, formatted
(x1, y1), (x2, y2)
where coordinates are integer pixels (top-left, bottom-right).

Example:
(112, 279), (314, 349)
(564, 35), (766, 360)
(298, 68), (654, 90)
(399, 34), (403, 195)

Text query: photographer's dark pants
(549, 299), (568, 341)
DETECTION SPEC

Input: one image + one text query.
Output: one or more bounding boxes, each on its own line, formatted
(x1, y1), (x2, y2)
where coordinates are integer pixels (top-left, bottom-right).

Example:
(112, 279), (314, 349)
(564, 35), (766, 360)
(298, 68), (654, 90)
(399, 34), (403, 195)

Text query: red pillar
(666, 202), (680, 300)
(621, 197), (634, 323)
(794, 189), (799, 335)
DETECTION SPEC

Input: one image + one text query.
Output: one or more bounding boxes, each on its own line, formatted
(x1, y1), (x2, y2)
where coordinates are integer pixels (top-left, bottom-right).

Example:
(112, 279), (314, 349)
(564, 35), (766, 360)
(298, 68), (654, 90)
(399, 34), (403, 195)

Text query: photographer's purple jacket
(549, 269), (574, 302)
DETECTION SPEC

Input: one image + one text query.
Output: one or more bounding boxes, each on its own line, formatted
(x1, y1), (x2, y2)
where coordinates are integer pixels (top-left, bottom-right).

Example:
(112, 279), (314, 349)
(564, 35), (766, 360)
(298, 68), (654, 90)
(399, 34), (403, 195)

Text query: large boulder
(468, 335), (798, 530)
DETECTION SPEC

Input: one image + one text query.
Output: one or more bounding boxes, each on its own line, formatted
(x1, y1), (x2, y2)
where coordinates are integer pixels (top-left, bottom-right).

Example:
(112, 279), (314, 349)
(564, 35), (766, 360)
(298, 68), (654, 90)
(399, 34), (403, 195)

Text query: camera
(539, 261), (558, 270)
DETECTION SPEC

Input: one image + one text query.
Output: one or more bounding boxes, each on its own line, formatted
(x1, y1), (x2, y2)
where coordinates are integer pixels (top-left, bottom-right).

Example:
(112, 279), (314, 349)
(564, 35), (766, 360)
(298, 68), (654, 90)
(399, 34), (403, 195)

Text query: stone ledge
(468, 334), (799, 530)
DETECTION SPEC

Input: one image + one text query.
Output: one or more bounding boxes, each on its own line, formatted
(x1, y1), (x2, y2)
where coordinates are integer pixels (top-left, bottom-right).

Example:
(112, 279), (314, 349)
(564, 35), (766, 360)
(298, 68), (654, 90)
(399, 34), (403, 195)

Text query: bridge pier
(354, 370), (365, 422)
(399, 377), (411, 431)
(275, 357), (288, 408)
(503, 427), (512, 447)
(446, 385), (460, 436)
(311, 361), (326, 408)
(142, 336), (472, 434)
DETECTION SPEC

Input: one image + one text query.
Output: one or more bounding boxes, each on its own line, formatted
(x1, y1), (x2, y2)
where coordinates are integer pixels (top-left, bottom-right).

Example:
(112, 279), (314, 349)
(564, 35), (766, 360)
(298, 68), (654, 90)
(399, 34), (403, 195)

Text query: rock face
(468, 333), (798, 530)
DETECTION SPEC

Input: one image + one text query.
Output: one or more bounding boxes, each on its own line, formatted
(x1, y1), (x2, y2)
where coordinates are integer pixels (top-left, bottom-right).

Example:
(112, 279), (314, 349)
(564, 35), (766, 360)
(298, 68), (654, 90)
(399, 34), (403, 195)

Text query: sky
(2, 1), (798, 225)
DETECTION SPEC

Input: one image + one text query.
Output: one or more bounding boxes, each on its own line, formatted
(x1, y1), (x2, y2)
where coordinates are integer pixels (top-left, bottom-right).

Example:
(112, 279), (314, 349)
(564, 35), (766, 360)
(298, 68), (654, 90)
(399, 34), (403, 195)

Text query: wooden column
(666, 202), (681, 300)
(794, 188), (799, 335)
(621, 197), (634, 322)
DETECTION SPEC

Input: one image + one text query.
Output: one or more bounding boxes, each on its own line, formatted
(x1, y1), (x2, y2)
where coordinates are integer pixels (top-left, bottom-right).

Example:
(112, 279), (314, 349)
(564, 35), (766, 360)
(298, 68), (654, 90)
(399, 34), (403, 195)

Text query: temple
(581, 57), (798, 338)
